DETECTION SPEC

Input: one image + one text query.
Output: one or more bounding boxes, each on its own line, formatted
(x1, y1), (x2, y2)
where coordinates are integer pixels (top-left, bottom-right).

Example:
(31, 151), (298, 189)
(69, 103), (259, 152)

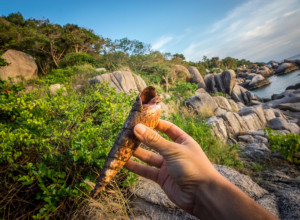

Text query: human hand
(124, 119), (220, 214)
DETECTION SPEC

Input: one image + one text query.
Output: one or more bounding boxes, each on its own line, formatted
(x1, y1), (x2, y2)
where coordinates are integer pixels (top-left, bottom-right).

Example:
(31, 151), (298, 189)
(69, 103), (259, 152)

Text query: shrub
(0, 80), (137, 218)
(267, 129), (300, 164)
(169, 82), (197, 101)
(60, 52), (96, 68)
(0, 56), (10, 67)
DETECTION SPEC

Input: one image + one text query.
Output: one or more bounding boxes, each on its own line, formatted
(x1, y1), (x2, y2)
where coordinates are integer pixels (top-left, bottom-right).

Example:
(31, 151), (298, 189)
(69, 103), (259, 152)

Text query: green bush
(0, 56), (10, 67)
(267, 129), (300, 164)
(169, 113), (242, 167)
(0, 80), (137, 218)
(59, 52), (96, 68)
(169, 82), (197, 101)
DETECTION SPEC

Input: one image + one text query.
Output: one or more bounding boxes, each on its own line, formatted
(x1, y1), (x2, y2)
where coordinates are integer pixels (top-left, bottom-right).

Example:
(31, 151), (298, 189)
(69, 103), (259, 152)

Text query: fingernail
(135, 124), (146, 135)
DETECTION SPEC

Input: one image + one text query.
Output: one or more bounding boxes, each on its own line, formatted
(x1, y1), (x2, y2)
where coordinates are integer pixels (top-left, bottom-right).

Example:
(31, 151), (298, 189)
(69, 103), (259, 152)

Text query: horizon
(1, 0), (300, 62)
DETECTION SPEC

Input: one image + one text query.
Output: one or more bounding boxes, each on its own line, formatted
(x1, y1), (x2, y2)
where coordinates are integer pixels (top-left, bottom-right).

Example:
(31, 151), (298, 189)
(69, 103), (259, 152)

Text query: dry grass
(72, 181), (134, 220)
(196, 103), (215, 118)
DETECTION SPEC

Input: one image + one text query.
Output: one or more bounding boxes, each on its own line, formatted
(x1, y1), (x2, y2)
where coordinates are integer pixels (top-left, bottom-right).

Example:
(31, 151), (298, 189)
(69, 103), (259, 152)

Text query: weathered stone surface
(277, 188), (300, 220)
(221, 69), (236, 94)
(207, 116), (228, 141)
(231, 85), (253, 105)
(238, 105), (267, 127)
(246, 75), (271, 90)
(188, 66), (206, 89)
(214, 165), (268, 199)
(0, 49), (38, 83)
(263, 91), (300, 109)
(276, 62), (299, 74)
(132, 177), (176, 208)
(256, 194), (280, 217)
(214, 73), (226, 93)
(214, 107), (227, 116)
(132, 197), (197, 220)
(49, 84), (66, 96)
(277, 103), (300, 112)
(228, 99), (240, 112)
(89, 70), (146, 93)
(213, 96), (232, 111)
(239, 143), (271, 163)
(204, 74), (218, 94)
(185, 92), (218, 113)
(264, 108), (277, 121)
(241, 113), (264, 131)
(220, 112), (248, 137)
(268, 117), (290, 131)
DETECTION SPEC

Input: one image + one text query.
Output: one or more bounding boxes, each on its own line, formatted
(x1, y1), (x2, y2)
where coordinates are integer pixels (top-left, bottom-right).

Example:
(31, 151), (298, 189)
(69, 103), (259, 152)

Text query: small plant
(250, 163), (264, 172)
(267, 129), (300, 164)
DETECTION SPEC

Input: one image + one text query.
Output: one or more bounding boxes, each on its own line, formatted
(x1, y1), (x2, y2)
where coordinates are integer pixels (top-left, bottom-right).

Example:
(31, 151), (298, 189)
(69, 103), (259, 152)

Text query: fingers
(124, 160), (158, 182)
(134, 123), (177, 155)
(133, 147), (164, 168)
(155, 120), (192, 144)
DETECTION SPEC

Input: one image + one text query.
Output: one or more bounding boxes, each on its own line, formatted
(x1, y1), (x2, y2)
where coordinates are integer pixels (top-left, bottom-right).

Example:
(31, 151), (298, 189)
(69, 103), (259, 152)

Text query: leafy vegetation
(0, 77), (138, 218)
(267, 129), (300, 164)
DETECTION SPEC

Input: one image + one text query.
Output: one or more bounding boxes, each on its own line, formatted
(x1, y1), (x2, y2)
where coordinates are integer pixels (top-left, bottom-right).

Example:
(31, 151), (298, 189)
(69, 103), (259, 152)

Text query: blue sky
(1, 0), (300, 62)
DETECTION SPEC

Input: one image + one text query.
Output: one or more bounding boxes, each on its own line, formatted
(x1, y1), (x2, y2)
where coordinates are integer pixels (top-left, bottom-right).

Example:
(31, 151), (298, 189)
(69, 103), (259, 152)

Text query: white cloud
(151, 35), (173, 51)
(183, 0), (300, 62)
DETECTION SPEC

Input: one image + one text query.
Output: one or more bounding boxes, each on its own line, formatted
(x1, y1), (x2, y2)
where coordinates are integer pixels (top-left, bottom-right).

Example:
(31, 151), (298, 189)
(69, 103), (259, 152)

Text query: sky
(1, 0), (300, 62)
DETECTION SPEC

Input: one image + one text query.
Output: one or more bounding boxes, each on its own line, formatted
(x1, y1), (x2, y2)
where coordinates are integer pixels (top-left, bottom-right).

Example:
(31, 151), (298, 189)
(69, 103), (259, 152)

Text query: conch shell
(92, 86), (162, 197)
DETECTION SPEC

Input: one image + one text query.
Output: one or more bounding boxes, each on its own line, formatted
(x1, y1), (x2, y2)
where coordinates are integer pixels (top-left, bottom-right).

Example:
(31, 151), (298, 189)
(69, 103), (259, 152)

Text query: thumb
(134, 123), (176, 155)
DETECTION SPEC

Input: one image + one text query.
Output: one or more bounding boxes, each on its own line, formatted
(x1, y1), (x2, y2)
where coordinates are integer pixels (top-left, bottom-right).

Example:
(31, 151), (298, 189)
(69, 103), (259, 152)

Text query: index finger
(155, 119), (191, 144)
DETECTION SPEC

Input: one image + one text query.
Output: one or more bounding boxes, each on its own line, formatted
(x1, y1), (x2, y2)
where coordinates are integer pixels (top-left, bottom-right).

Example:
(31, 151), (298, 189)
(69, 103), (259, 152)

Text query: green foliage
(0, 79), (137, 218)
(59, 52), (96, 67)
(170, 113), (243, 167)
(211, 92), (227, 97)
(267, 129), (300, 164)
(169, 82), (197, 101)
(0, 56), (9, 66)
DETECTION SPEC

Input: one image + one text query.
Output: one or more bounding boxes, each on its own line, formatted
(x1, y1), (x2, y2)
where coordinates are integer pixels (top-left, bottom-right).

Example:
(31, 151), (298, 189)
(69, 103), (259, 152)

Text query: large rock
(238, 105), (267, 127)
(207, 117), (228, 141)
(245, 75), (271, 90)
(170, 64), (191, 83)
(188, 66), (206, 89)
(0, 49), (38, 83)
(89, 70), (146, 93)
(185, 91), (218, 114)
(213, 96), (232, 111)
(276, 62), (299, 74)
(204, 74), (218, 94)
(231, 85), (258, 105)
(214, 73), (226, 94)
(220, 112), (249, 138)
(277, 103), (300, 112)
(263, 91), (300, 109)
(221, 69), (236, 94)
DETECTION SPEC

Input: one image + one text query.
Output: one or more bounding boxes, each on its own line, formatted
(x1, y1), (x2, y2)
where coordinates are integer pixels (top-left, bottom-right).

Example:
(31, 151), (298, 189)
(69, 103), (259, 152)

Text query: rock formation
(0, 49), (38, 83)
